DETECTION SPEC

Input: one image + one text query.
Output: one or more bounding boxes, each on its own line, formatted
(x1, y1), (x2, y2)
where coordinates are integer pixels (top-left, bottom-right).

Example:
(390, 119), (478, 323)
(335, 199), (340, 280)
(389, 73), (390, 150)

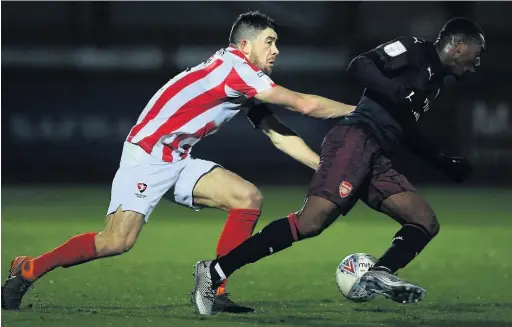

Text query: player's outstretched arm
(254, 85), (355, 119)
(244, 105), (319, 170)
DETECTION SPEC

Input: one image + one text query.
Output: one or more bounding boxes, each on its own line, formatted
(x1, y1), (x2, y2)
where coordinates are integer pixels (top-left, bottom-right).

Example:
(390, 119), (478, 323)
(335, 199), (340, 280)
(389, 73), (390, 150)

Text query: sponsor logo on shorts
(137, 183), (147, 193)
(338, 181), (353, 198)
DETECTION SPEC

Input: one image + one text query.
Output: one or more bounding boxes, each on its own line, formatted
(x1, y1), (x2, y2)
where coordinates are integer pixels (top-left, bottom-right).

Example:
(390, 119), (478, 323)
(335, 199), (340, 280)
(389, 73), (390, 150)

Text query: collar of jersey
(226, 46), (250, 63)
(427, 42), (445, 77)
(226, 45), (263, 73)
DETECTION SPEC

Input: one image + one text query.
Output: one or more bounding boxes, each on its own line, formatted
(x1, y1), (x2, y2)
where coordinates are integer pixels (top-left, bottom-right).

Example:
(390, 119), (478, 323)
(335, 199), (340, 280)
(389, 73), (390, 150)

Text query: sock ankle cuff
(83, 232), (99, 256)
(228, 208), (262, 219)
(287, 213), (302, 241)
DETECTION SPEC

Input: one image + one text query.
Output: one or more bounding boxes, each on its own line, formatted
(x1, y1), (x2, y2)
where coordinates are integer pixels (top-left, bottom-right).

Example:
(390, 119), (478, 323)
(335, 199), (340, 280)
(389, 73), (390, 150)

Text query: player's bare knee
(229, 184), (264, 210)
(417, 208), (440, 237)
(296, 214), (325, 238)
(295, 197), (339, 239)
(111, 235), (137, 254)
(299, 221), (324, 238)
(427, 216), (440, 237)
(96, 210), (143, 256)
(411, 213), (440, 238)
(250, 187), (264, 208)
(98, 233), (137, 256)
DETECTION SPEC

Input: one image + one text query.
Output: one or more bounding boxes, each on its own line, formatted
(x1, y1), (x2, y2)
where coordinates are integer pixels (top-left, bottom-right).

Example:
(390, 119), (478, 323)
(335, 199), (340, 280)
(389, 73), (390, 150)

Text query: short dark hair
(436, 17), (486, 51)
(229, 11), (278, 45)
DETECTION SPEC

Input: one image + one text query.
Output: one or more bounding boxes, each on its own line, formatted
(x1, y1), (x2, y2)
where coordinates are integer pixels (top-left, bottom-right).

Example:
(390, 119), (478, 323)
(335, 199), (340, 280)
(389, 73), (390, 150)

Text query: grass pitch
(2, 185), (511, 327)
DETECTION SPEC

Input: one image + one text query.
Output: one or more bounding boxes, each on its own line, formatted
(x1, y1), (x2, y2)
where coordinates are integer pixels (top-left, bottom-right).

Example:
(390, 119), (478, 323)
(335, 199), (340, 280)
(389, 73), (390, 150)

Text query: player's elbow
(298, 96), (321, 116)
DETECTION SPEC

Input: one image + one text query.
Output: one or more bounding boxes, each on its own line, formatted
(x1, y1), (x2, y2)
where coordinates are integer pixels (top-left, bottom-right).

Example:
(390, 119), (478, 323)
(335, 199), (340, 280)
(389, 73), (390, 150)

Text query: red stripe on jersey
(137, 84), (226, 154)
(226, 68), (258, 98)
(162, 120), (218, 162)
(162, 144), (173, 162)
(127, 59), (223, 143)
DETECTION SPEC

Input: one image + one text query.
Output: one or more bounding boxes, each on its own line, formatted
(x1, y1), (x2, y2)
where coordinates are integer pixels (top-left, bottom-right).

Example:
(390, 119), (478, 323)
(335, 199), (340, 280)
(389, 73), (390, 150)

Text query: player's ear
(240, 40), (251, 55)
(455, 42), (465, 54)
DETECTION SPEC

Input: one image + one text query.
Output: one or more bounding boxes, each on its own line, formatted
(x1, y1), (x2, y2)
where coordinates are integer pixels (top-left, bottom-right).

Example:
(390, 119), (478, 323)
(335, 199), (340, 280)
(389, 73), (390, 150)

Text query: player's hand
(436, 153), (474, 183)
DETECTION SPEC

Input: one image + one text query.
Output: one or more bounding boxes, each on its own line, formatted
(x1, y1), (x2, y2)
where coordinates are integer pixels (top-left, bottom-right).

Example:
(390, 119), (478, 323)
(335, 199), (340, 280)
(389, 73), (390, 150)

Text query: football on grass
(336, 253), (377, 302)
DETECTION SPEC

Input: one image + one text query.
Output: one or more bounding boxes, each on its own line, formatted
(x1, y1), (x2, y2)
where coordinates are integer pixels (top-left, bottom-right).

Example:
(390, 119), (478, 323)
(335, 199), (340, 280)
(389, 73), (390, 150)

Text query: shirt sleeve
(347, 37), (420, 105)
(245, 100), (275, 129)
(225, 62), (276, 99)
(365, 37), (417, 71)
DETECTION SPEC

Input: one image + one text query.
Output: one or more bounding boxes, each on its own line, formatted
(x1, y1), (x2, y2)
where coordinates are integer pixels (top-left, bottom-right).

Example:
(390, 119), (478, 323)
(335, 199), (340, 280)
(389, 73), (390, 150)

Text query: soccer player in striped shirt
(2, 11), (355, 313)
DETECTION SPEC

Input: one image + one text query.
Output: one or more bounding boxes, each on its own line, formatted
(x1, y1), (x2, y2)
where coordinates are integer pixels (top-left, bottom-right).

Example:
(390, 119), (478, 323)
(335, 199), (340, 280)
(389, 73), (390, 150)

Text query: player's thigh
(306, 124), (378, 216)
(363, 156), (439, 235)
(107, 142), (182, 223)
(190, 164), (263, 211)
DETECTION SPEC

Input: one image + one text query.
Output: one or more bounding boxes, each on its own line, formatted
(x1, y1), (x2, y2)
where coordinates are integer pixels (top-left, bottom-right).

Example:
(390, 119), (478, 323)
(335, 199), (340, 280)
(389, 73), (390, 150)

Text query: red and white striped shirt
(126, 46), (276, 163)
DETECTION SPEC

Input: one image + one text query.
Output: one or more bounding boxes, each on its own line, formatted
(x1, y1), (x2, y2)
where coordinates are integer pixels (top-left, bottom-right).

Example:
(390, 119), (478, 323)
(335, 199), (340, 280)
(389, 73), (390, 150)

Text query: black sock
(212, 216), (299, 281)
(373, 224), (433, 273)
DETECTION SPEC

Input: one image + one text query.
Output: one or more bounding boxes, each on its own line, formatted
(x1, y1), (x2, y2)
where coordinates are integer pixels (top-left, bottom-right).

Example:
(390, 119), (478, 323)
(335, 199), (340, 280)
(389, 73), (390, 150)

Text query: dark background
(2, 1), (511, 186)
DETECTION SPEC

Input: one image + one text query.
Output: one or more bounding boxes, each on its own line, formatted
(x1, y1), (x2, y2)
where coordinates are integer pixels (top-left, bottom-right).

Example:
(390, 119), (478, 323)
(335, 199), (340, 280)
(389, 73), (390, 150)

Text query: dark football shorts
(306, 124), (417, 215)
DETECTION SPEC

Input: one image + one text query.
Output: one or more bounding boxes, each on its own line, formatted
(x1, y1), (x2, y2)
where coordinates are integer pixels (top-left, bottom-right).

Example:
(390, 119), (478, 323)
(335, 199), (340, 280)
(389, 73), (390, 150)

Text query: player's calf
(6, 210), (143, 283)
(2, 210), (144, 310)
(193, 167), (264, 306)
(372, 192), (439, 273)
(372, 222), (436, 274)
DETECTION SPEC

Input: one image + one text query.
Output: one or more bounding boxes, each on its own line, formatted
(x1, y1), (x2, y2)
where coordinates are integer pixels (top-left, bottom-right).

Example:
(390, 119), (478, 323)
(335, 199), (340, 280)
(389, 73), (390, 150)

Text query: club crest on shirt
(137, 183), (147, 193)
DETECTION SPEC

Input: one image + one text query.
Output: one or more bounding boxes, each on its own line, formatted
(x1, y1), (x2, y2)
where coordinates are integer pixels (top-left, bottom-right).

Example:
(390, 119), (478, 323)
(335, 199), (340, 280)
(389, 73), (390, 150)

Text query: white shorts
(107, 142), (220, 222)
